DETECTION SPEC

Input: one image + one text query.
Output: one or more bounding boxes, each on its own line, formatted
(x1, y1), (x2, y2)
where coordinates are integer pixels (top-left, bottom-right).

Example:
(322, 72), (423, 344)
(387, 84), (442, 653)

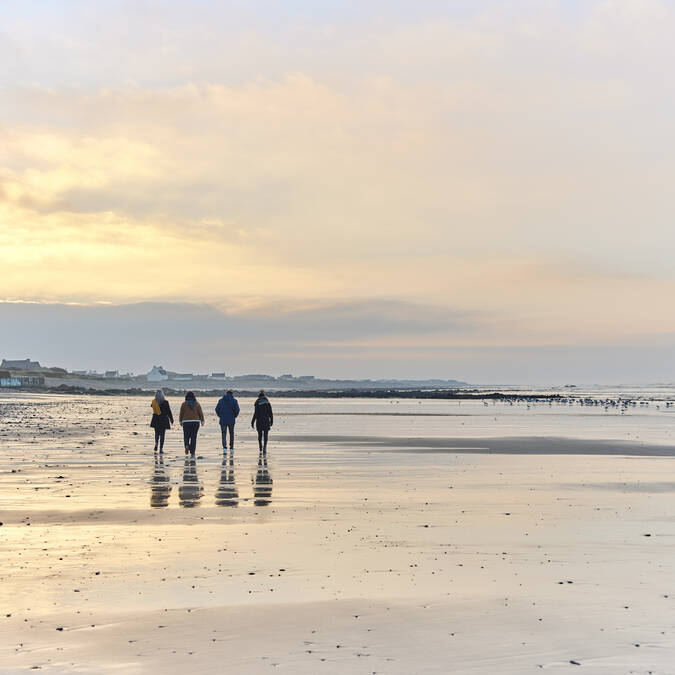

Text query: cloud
(2, 0), (675, 364)
(0, 298), (472, 341)
(0, 299), (476, 374)
(2, 300), (674, 384)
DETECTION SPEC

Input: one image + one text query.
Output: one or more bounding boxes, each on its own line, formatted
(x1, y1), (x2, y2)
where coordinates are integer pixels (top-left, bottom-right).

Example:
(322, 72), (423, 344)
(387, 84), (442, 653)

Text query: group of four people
(150, 389), (274, 455)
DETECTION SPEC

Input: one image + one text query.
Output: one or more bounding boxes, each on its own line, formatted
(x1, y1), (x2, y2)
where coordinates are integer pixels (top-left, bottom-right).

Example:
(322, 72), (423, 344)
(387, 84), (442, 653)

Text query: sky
(2, 0), (675, 383)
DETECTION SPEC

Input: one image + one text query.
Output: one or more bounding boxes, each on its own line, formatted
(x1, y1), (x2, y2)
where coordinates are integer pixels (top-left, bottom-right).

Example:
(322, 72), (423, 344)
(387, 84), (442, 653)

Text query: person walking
(179, 391), (204, 456)
(150, 389), (173, 452)
(215, 389), (240, 454)
(251, 390), (273, 453)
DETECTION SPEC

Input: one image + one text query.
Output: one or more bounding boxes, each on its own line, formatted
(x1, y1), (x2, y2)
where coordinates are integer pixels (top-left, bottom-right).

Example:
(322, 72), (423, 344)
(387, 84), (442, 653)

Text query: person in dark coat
(150, 389), (174, 452)
(215, 390), (240, 453)
(251, 390), (273, 453)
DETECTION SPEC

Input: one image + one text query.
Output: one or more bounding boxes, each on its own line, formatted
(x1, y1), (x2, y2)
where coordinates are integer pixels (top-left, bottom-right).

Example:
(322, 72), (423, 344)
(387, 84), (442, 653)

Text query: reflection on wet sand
(215, 455), (239, 507)
(178, 456), (204, 508)
(149, 451), (172, 508)
(253, 452), (273, 506)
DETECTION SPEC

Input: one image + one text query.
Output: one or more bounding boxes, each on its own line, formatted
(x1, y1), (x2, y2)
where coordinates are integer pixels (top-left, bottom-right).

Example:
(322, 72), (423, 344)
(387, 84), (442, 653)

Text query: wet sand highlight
(276, 434), (675, 456)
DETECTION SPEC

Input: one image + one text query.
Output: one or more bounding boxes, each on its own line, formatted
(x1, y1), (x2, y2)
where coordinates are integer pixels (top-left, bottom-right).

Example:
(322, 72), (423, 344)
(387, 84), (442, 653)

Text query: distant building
(297, 375), (315, 381)
(279, 374), (295, 380)
(209, 372), (227, 380)
(1, 359), (41, 371)
(147, 365), (169, 382)
(0, 370), (45, 387)
(105, 370), (119, 379)
(71, 370), (88, 376)
(20, 375), (45, 386)
(169, 373), (193, 381)
(0, 370), (19, 387)
(232, 374), (276, 381)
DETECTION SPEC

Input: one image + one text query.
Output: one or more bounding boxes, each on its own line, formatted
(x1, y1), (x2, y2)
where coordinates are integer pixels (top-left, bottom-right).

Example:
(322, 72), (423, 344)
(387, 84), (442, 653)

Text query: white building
(147, 365), (168, 382)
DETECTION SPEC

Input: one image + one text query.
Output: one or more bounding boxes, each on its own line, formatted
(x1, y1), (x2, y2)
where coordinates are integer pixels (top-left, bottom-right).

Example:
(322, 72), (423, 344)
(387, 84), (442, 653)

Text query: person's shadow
(215, 454), (239, 507)
(149, 451), (172, 508)
(252, 451), (273, 506)
(179, 455), (204, 508)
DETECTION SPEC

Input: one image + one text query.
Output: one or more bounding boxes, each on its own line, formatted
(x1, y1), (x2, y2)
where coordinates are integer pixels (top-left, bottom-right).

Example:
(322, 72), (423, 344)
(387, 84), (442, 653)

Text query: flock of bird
(483, 397), (675, 413)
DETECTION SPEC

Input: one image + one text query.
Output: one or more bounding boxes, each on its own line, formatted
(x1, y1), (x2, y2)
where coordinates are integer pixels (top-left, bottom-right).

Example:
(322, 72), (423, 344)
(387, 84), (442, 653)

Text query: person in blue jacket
(215, 390), (240, 454)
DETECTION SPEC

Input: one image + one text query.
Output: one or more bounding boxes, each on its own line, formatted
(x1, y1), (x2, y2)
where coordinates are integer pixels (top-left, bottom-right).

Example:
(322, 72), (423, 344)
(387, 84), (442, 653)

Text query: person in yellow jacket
(179, 391), (205, 456)
(150, 389), (173, 452)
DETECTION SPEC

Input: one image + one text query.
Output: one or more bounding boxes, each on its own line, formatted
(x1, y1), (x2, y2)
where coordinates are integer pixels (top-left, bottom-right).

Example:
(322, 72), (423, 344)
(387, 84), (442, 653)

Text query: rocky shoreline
(10, 384), (564, 402)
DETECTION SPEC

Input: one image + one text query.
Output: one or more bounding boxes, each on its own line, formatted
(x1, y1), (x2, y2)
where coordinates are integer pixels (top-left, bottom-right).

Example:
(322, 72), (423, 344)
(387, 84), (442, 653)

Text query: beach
(2, 393), (675, 673)
(5, 1), (675, 671)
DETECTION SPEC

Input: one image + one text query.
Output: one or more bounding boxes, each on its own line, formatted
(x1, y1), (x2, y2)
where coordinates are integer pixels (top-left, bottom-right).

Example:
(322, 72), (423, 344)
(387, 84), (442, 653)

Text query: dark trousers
(182, 421), (199, 455)
(154, 427), (166, 450)
(257, 427), (269, 451)
(221, 424), (235, 449)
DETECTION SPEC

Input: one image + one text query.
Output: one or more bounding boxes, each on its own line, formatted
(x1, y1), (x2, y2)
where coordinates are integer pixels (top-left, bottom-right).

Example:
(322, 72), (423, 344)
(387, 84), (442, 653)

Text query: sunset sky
(2, 1), (675, 382)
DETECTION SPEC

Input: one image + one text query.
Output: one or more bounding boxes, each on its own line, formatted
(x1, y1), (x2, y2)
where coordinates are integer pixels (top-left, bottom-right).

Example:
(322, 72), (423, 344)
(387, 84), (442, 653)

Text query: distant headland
(0, 358), (467, 394)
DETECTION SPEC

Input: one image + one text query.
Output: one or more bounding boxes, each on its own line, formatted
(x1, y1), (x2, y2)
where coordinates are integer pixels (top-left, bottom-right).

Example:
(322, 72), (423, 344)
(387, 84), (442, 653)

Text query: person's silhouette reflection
(149, 451), (172, 508)
(252, 451), (273, 506)
(179, 455), (204, 507)
(215, 454), (239, 507)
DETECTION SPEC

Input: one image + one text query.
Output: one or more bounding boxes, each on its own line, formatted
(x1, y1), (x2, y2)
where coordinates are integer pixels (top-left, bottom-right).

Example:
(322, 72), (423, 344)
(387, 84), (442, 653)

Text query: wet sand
(2, 394), (675, 673)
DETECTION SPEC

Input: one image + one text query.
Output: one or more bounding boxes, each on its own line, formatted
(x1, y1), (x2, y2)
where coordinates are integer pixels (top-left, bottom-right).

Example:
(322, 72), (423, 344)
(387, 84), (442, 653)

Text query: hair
(259, 389), (266, 397)
(226, 389), (233, 395)
(155, 389), (165, 403)
(185, 391), (196, 400)
(185, 390), (196, 409)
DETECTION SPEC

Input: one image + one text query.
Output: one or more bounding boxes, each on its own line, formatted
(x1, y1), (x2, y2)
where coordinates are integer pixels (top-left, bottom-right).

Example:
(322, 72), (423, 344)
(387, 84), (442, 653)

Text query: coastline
(6, 384), (565, 401)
